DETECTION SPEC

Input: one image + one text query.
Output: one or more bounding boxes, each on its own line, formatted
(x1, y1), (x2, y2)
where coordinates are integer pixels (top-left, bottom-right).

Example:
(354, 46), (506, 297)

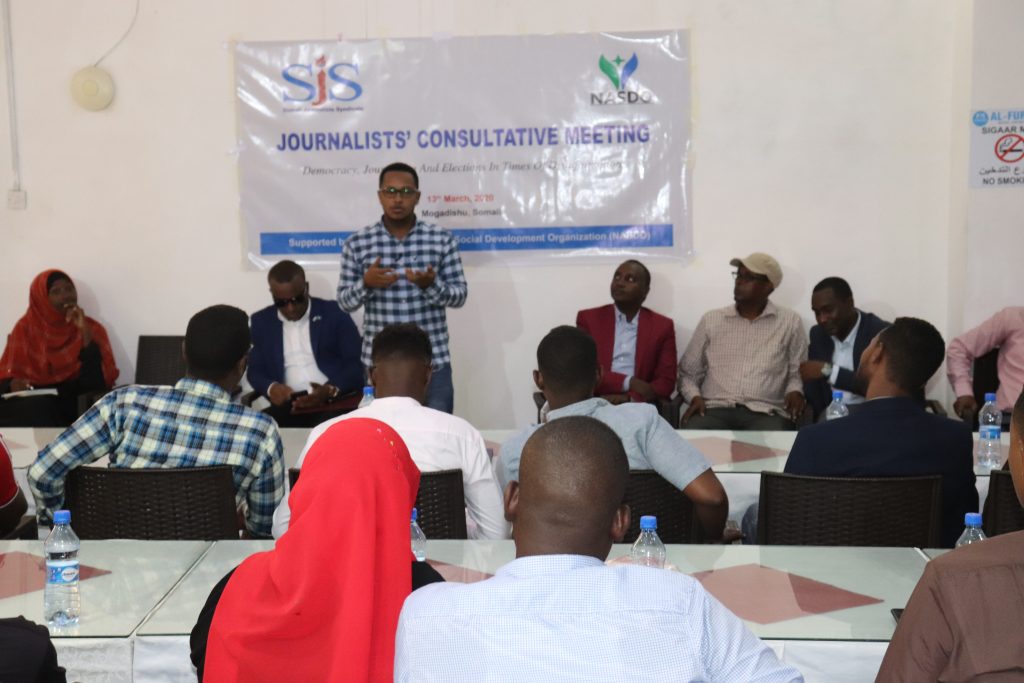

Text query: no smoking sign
(995, 133), (1024, 163)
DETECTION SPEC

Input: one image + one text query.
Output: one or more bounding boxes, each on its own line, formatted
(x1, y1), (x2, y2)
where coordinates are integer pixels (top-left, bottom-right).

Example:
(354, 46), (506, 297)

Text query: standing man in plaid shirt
(338, 162), (468, 413)
(28, 305), (284, 538)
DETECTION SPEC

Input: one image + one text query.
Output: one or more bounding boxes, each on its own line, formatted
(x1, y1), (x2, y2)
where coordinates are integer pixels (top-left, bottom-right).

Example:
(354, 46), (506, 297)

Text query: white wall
(0, 0), (988, 428)
(962, 0), (1024, 328)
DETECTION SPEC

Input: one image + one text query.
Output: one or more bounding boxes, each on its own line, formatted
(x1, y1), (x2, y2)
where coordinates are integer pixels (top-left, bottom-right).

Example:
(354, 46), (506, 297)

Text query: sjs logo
(591, 53), (654, 105)
(281, 56), (363, 105)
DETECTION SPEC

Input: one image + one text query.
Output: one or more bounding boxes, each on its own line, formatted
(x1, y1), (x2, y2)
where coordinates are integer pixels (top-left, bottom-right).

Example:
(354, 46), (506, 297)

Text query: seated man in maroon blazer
(576, 260), (677, 405)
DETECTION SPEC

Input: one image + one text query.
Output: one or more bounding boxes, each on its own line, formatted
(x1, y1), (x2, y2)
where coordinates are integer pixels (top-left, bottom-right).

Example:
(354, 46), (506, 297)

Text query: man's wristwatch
(820, 362), (833, 378)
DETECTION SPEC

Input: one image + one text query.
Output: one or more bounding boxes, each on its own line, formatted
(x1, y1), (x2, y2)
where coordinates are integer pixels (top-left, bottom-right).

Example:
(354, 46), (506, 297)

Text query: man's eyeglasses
(379, 186), (419, 197)
(273, 291), (307, 308)
(732, 270), (770, 284)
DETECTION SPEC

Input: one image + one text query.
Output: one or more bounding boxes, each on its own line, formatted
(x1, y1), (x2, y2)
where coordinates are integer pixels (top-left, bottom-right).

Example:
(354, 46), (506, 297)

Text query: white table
(0, 539), (209, 682)
(134, 540), (274, 682)
(0, 538), (941, 682)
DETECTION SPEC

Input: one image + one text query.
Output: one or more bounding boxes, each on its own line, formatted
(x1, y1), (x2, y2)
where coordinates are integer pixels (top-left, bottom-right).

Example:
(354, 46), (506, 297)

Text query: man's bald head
(508, 416), (631, 559)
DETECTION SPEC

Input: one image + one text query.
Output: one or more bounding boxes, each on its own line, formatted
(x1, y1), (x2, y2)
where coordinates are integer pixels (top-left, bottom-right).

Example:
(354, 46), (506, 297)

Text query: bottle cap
(411, 508), (418, 522)
(984, 392), (997, 403)
(965, 512), (982, 526)
(639, 515), (657, 530)
(363, 386), (374, 396)
(53, 510), (71, 524)
(832, 391), (843, 401)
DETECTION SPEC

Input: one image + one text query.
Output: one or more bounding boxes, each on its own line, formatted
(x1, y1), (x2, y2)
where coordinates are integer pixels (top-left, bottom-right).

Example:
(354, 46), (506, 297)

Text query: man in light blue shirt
(498, 325), (727, 540)
(395, 416), (803, 683)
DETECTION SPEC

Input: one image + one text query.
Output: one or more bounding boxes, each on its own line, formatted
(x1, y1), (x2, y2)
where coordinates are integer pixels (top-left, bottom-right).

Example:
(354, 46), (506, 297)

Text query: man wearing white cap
(678, 253), (808, 430)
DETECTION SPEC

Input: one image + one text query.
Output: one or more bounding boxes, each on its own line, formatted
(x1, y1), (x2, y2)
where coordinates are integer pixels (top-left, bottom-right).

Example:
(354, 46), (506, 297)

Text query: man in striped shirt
(337, 162), (468, 414)
(29, 305), (284, 538)
(678, 253), (808, 430)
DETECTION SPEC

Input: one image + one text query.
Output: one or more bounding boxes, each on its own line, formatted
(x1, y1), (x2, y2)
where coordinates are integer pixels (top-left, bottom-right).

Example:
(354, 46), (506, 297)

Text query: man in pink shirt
(946, 306), (1024, 422)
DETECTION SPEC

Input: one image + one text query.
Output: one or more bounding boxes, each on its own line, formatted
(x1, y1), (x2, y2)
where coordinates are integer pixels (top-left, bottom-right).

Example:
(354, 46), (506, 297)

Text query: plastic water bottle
(44, 510), (81, 627)
(955, 512), (987, 547)
(631, 515), (666, 568)
(357, 386), (374, 409)
(977, 392), (1002, 470)
(410, 508), (426, 562)
(825, 390), (849, 420)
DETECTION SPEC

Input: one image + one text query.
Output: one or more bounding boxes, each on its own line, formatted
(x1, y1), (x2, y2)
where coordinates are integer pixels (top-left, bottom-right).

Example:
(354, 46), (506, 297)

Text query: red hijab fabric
(0, 269), (118, 387)
(204, 418), (421, 683)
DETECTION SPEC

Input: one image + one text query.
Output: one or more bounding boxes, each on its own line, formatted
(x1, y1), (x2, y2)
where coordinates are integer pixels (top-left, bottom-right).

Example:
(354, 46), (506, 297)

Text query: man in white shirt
(247, 260), (363, 427)
(272, 323), (508, 539)
(395, 416), (803, 682)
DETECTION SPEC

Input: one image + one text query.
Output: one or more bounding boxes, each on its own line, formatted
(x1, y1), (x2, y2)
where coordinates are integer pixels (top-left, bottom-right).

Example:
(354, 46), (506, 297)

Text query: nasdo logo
(591, 53), (654, 105)
(281, 55), (363, 105)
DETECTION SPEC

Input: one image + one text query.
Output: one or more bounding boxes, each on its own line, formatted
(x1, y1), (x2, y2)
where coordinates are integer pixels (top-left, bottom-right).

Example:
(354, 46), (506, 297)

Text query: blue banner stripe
(260, 224), (673, 255)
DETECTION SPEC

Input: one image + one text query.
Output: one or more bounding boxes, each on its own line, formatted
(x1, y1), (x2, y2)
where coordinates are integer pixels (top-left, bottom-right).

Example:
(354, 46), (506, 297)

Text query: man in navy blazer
(799, 277), (890, 420)
(786, 317), (977, 548)
(576, 260), (677, 404)
(248, 261), (363, 427)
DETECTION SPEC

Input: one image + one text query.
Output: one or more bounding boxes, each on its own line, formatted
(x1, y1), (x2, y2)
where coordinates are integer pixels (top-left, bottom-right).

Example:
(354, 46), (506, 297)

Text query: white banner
(235, 31), (692, 267)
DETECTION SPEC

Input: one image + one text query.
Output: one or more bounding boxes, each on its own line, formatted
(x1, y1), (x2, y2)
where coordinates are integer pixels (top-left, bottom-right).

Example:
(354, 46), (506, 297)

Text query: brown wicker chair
(757, 472), (942, 547)
(415, 469), (467, 539)
(983, 469), (1024, 537)
(64, 465), (239, 540)
(135, 335), (187, 386)
(288, 467), (468, 539)
(622, 470), (702, 543)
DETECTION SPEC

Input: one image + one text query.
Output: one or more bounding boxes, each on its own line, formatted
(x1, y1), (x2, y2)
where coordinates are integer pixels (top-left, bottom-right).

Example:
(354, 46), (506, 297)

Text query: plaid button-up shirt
(678, 302), (808, 416)
(28, 378), (284, 538)
(337, 218), (468, 367)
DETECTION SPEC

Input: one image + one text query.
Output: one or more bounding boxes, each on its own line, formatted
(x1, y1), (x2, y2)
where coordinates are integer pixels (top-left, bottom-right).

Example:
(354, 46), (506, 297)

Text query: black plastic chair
(64, 465), (239, 540)
(135, 336), (187, 386)
(757, 472), (942, 547)
(622, 470), (702, 543)
(983, 469), (1024, 537)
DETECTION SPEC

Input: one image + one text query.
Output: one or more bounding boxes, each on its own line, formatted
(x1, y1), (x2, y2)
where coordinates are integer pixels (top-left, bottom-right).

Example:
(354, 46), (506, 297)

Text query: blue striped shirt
(337, 218), (468, 367)
(28, 378), (284, 538)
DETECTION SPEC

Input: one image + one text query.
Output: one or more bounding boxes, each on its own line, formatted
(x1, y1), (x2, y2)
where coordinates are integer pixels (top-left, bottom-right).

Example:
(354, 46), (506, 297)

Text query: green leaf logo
(599, 55), (620, 89)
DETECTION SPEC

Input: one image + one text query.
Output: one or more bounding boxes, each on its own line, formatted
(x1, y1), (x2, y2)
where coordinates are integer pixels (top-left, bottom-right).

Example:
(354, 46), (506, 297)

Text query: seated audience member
(876, 389), (1024, 681)
(785, 317), (976, 548)
(0, 270), (118, 427)
(273, 323), (508, 539)
(396, 416), (803, 682)
(193, 418), (442, 683)
(0, 616), (66, 682)
(678, 253), (807, 430)
(576, 259), (677, 404)
(498, 325), (728, 541)
(0, 435), (28, 537)
(946, 306), (1024, 424)
(247, 260), (363, 427)
(28, 305), (284, 538)
(799, 277), (890, 419)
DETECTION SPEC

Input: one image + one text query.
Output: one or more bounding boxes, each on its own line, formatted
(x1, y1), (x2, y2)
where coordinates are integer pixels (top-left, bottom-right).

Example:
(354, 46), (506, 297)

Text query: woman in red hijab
(0, 270), (118, 426)
(194, 417), (441, 683)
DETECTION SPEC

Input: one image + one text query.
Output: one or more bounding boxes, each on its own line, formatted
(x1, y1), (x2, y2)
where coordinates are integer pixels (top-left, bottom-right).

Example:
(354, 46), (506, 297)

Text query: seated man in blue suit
(786, 317), (977, 548)
(799, 277), (890, 420)
(248, 260), (363, 427)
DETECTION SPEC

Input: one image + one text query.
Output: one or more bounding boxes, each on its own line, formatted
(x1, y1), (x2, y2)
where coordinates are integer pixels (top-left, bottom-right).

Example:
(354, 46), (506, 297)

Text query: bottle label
(980, 425), (1001, 441)
(45, 560), (79, 585)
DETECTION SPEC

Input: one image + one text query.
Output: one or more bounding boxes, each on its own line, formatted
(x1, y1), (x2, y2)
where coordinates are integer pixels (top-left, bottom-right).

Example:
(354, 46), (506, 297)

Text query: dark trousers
(684, 405), (794, 431)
